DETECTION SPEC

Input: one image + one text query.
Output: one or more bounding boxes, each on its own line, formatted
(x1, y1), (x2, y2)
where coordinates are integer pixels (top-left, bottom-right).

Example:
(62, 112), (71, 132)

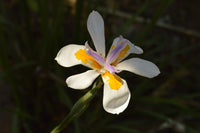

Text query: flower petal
(106, 36), (127, 64)
(116, 58), (160, 78)
(85, 42), (105, 66)
(87, 11), (105, 57)
(55, 44), (102, 70)
(66, 70), (100, 89)
(55, 44), (85, 67)
(102, 76), (131, 114)
(109, 36), (143, 65)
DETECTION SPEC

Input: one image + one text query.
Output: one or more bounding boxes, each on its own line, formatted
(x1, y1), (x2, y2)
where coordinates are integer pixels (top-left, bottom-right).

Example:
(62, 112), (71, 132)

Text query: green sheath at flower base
(50, 77), (103, 133)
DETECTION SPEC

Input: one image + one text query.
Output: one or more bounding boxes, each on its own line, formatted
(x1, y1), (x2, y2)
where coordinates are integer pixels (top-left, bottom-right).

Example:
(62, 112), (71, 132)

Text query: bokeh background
(0, 0), (200, 133)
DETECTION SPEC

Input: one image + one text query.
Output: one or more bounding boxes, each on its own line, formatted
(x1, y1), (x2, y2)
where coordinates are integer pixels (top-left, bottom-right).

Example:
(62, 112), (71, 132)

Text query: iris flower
(55, 11), (160, 114)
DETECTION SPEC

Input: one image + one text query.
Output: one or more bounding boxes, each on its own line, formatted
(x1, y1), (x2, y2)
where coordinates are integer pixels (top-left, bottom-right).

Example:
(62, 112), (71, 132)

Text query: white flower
(55, 11), (160, 114)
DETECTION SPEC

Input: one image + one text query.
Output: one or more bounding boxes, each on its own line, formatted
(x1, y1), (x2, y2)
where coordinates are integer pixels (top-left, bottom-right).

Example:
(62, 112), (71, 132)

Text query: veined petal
(116, 58), (160, 78)
(87, 11), (105, 57)
(102, 75), (131, 114)
(66, 70), (100, 89)
(109, 36), (143, 65)
(55, 44), (85, 67)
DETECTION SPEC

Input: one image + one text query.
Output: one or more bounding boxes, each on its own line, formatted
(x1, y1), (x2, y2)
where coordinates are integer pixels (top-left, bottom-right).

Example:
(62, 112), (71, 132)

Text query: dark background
(0, 0), (200, 133)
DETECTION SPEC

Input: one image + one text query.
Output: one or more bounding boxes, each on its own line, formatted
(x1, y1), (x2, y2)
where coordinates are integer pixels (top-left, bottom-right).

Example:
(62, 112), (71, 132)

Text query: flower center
(84, 42), (120, 74)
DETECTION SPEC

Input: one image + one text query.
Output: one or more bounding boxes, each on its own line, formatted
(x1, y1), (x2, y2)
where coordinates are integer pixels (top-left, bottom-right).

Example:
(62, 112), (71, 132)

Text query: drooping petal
(87, 11), (105, 57)
(66, 70), (100, 89)
(116, 58), (160, 78)
(108, 36), (143, 65)
(102, 74), (131, 114)
(55, 44), (85, 67)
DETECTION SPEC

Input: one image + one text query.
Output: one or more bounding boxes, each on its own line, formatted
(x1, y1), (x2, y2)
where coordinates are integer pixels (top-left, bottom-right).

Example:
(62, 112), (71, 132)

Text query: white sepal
(66, 70), (100, 89)
(116, 58), (160, 78)
(102, 77), (131, 114)
(55, 44), (85, 67)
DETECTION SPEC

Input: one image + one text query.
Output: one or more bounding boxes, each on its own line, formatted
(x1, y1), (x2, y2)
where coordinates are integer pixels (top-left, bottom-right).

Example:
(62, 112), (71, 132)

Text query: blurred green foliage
(0, 0), (200, 133)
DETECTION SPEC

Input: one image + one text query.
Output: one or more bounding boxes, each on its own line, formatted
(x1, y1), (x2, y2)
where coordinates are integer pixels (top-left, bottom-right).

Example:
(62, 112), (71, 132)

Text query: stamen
(85, 42), (105, 65)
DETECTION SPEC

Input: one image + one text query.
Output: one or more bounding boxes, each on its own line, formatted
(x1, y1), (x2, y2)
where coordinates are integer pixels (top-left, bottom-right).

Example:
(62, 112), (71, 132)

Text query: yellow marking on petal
(112, 44), (130, 65)
(103, 71), (122, 90)
(75, 48), (101, 70)
(111, 45), (116, 50)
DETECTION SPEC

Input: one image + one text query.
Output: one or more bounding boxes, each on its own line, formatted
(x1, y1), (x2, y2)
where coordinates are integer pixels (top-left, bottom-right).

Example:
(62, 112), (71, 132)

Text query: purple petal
(105, 64), (121, 74)
(106, 37), (128, 64)
(85, 42), (105, 65)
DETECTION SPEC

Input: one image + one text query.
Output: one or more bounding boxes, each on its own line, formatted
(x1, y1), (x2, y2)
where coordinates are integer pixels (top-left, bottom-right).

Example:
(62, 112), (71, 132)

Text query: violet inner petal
(106, 39), (128, 64)
(105, 64), (120, 74)
(85, 42), (105, 65)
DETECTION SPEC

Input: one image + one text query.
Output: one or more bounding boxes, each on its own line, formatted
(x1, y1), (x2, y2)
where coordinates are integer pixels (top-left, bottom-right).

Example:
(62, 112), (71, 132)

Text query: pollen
(112, 44), (130, 65)
(103, 71), (123, 90)
(75, 48), (101, 70)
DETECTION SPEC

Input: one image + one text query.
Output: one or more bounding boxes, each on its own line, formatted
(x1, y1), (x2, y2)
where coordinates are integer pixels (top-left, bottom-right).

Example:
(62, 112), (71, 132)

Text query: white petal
(66, 70), (100, 89)
(87, 11), (105, 57)
(116, 58), (160, 78)
(110, 36), (143, 55)
(108, 36), (143, 65)
(102, 76), (131, 114)
(133, 45), (143, 54)
(55, 44), (85, 67)
(55, 44), (102, 70)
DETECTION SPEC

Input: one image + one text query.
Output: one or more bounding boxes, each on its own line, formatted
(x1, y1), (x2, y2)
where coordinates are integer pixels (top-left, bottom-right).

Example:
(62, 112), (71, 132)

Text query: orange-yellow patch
(75, 48), (101, 70)
(112, 44), (130, 65)
(111, 45), (116, 50)
(103, 71), (122, 90)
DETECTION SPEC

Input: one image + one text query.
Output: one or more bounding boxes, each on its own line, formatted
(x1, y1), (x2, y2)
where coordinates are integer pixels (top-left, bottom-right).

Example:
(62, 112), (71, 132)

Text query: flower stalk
(50, 77), (103, 133)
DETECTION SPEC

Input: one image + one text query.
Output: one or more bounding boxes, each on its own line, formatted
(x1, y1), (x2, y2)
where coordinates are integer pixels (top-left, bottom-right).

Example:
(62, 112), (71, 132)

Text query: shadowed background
(0, 0), (200, 133)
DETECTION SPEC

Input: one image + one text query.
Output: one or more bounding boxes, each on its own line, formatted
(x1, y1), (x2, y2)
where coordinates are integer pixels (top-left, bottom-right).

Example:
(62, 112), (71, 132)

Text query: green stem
(50, 77), (103, 133)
